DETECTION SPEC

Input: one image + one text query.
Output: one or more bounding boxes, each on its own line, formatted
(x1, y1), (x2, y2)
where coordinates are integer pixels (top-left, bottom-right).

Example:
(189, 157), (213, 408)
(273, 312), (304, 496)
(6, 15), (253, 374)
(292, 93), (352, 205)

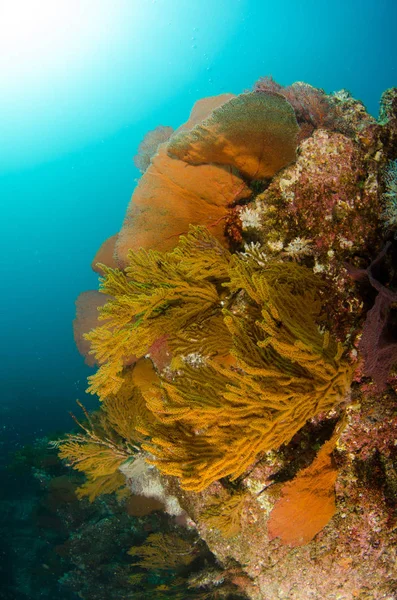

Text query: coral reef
(64, 78), (397, 599)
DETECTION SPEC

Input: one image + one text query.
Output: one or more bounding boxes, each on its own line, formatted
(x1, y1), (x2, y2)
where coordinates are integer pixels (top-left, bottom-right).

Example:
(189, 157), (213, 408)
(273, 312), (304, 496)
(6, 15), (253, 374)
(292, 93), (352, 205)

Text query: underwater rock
(256, 128), (382, 263)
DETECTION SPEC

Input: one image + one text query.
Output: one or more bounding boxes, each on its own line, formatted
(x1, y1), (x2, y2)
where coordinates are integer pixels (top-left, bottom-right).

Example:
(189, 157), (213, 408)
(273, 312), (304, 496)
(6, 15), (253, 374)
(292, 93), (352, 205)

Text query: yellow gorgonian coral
(80, 228), (352, 492)
(85, 227), (233, 400)
(58, 367), (156, 501)
(128, 532), (198, 570)
(201, 492), (247, 538)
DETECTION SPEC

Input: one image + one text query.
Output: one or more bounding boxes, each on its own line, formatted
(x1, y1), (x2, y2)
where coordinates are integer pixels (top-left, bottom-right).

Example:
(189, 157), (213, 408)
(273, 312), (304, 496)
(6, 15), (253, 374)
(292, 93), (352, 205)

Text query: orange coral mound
(267, 437), (338, 547)
(91, 234), (119, 274)
(167, 92), (298, 180)
(115, 145), (251, 267)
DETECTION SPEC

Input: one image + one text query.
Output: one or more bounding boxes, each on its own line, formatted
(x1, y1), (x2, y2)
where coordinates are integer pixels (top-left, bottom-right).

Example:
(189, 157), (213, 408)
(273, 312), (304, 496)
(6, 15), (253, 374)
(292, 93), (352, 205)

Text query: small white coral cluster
(239, 241), (268, 266)
(381, 159), (397, 231)
(239, 200), (264, 230)
(120, 454), (184, 516)
(279, 166), (301, 203)
(284, 237), (313, 259)
(240, 237), (314, 265)
(182, 352), (206, 368)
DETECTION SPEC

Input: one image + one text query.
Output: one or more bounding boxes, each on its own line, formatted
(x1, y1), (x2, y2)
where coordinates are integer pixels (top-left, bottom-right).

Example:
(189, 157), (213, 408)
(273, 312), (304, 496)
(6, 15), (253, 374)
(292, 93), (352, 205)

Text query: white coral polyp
(240, 206), (262, 230)
(267, 239), (284, 253)
(285, 237), (313, 259)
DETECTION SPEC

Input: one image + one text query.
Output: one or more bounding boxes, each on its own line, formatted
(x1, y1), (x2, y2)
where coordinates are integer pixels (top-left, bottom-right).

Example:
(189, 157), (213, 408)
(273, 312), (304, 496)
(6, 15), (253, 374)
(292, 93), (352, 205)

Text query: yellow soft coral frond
(58, 440), (126, 478)
(75, 228), (352, 493)
(86, 357), (125, 398)
(171, 225), (231, 281)
(128, 532), (197, 570)
(84, 227), (233, 400)
(201, 492), (247, 538)
(58, 381), (145, 500)
(103, 362), (158, 443)
(76, 470), (126, 502)
(139, 246), (352, 491)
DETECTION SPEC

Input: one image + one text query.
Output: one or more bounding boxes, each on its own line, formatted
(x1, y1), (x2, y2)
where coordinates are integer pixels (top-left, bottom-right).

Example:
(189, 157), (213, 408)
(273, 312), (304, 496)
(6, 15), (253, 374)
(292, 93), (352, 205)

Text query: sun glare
(0, 1), (120, 89)
(0, 0), (244, 171)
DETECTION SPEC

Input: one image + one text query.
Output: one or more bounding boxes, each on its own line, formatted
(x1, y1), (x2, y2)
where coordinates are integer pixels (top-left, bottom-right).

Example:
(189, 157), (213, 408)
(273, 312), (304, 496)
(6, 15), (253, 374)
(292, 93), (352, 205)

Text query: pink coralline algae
(347, 243), (397, 391)
(256, 128), (382, 266)
(254, 76), (336, 139)
(245, 127), (384, 340)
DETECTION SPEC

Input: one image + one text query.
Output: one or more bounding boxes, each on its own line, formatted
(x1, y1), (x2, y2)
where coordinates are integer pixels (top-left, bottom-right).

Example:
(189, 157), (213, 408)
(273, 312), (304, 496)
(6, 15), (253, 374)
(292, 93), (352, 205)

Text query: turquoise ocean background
(0, 0), (395, 596)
